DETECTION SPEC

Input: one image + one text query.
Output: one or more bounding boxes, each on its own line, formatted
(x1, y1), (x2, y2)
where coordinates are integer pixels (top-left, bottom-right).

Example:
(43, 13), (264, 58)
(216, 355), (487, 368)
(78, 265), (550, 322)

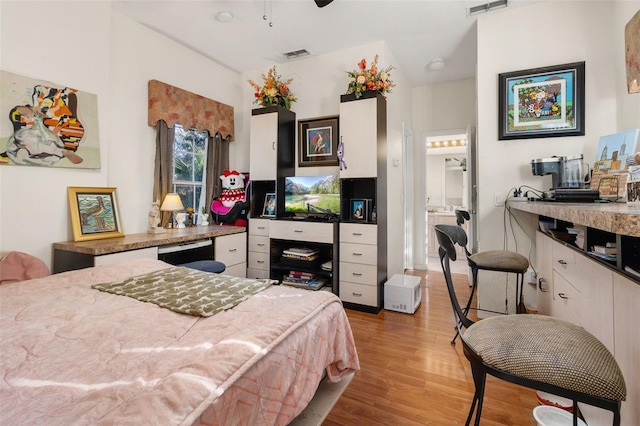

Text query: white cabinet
(340, 223), (379, 308)
(339, 96), (378, 178)
(214, 232), (247, 277)
(249, 112), (278, 180)
(427, 213), (465, 256)
(534, 231), (553, 315)
(247, 218), (271, 279)
(94, 247), (158, 266)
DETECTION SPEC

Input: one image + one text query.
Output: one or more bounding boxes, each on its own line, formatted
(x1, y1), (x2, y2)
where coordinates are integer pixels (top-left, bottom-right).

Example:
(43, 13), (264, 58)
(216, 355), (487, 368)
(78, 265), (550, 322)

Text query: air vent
(467, 0), (508, 16)
(284, 49), (311, 60)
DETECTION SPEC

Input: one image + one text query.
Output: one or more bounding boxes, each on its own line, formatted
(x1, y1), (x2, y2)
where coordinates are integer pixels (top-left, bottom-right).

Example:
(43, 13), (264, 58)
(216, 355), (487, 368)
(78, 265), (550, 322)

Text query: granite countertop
(53, 225), (246, 255)
(508, 201), (640, 237)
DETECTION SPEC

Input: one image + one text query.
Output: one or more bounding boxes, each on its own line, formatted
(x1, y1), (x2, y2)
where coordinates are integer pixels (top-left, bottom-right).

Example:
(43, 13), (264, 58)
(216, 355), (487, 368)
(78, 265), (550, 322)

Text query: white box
(384, 274), (422, 314)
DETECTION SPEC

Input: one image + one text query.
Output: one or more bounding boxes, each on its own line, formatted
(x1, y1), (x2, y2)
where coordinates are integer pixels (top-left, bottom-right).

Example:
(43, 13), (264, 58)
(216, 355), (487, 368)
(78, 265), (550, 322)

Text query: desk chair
(454, 210), (529, 314)
(435, 226), (626, 426)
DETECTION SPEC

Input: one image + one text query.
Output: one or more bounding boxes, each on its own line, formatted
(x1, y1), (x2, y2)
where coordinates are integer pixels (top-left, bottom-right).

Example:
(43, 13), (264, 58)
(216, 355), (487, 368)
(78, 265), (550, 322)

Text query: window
(172, 124), (208, 212)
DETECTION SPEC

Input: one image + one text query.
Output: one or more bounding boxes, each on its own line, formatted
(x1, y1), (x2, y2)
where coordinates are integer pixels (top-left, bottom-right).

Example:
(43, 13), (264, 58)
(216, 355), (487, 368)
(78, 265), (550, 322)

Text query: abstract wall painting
(0, 70), (101, 169)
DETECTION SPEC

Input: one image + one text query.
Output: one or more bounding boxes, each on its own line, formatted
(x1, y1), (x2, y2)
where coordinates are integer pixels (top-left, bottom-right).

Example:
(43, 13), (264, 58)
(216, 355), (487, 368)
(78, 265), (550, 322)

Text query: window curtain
(205, 132), (230, 214)
(152, 120), (175, 228)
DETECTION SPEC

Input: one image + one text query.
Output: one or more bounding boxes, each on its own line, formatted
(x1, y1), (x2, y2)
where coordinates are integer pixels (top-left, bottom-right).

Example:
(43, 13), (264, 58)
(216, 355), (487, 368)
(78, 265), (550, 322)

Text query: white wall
(0, 2), (243, 269)
(475, 1), (640, 313)
(240, 42), (413, 277)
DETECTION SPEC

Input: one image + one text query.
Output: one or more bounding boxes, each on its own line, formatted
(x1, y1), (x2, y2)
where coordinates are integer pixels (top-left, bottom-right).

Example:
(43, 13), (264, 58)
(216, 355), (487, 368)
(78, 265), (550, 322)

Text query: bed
(0, 258), (359, 425)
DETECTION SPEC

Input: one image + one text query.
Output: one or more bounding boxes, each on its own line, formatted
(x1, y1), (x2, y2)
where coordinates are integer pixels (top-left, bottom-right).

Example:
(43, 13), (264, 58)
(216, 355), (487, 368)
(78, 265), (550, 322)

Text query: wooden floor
(324, 269), (539, 426)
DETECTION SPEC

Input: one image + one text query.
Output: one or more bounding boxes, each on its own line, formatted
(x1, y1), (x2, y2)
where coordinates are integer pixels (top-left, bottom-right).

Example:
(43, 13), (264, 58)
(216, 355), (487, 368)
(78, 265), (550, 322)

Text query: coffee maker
(531, 154), (599, 202)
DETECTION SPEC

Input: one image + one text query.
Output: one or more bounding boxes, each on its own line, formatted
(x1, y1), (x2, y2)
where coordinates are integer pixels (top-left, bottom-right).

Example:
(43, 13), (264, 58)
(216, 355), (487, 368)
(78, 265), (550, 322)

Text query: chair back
(435, 225), (475, 331)
(455, 209), (470, 226)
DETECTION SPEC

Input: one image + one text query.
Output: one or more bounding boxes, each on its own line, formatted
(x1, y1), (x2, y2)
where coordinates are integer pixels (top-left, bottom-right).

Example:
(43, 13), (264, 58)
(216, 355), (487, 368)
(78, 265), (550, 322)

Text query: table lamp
(160, 193), (184, 228)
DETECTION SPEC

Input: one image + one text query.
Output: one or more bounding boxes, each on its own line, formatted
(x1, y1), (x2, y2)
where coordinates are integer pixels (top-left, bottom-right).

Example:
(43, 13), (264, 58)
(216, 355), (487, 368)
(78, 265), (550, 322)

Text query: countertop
(53, 225), (246, 255)
(507, 200), (640, 237)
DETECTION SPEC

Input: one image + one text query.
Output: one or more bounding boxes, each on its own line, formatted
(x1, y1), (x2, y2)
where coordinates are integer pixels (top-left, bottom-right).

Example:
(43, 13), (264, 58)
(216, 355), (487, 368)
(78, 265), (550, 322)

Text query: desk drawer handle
(558, 292), (569, 299)
(352, 272), (363, 277)
(257, 226), (266, 230)
(352, 253), (363, 256)
(352, 233), (363, 236)
(228, 248), (237, 252)
(557, 260), (567, 265)
(294, 230), (303, 233)
(257, 243), (265, 247)
(352, 292), (362, 297)
(257, 260), (265, 264)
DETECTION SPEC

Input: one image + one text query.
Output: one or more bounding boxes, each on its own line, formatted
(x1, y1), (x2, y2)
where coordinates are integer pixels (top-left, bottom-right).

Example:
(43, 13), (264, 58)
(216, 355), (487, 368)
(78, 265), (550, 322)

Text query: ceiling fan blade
(314, 0), (334, 7)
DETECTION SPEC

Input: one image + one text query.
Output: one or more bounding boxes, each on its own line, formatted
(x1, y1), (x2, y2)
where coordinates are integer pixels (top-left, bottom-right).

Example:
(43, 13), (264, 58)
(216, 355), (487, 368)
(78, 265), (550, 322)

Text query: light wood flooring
(324, 269), (539, 425)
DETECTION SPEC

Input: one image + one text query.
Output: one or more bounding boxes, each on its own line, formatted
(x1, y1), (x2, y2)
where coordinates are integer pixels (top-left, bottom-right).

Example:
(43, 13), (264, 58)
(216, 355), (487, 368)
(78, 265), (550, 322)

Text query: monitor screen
(284, 174), (340, 216)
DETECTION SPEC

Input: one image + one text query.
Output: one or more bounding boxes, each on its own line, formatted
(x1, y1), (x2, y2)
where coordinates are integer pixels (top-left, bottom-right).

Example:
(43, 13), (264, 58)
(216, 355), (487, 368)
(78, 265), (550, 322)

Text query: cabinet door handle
(352, 252), (363, 256)
(257, 260), (265, 264)
(272, 141), (276, 151)
(257, 243), (265, 247)
(352, 292), (362, 297)
(229, 248), (237, 252)
(352, 233), (362, 236)
(294, 230), (303, 233)
(538, 278), (548, 292)
(558, 292), (569, 299)
(257, 226), (266, 230)
(352, 272), (363, 276)
(557, 259), (567, 265)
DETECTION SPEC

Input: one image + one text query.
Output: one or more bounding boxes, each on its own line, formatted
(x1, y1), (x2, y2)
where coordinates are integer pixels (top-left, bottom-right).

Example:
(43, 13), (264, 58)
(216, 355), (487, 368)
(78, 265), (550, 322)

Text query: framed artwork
(625, 10), (640, 94)
(350, 199), (369, 222)
(67, 187), (124, 242)
(498, 62), (585, 140)
(298, 116), (339, 167)
(262, 192), (276, 217)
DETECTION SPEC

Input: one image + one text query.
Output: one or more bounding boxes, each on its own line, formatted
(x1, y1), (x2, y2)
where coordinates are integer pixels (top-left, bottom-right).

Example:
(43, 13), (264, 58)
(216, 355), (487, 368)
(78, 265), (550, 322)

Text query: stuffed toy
(337, 139), (347, 170)
(218, 170), (246, 207)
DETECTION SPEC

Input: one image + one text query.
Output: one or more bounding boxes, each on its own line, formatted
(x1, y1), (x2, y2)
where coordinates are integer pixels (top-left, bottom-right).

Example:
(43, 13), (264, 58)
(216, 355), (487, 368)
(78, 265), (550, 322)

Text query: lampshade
(160, 193), (184, 212)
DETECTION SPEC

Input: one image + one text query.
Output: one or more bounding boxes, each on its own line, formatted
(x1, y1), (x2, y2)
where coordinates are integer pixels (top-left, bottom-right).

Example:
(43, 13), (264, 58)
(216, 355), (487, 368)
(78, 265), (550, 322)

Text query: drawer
(339, 262), (377, 286)
(247, 268), (271, 280)
(340, 242), (377, 265)
(249, 235), (269, 253)
(95, 247), (158, 266)
(249, 218), (270, 236)
(551, 240), (577, 282)
(269, 220), (333, 244)
(340, 281), (378, 306)
(248, 251), (270, 270)
(224, 262), (247, 278)
(215, 232), (247, 266)
(340, 223), (377, 245)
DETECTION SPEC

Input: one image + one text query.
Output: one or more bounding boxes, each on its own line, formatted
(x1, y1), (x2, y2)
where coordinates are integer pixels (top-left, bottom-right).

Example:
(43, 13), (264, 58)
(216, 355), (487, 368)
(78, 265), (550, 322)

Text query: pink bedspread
(0, 259), (359, 425)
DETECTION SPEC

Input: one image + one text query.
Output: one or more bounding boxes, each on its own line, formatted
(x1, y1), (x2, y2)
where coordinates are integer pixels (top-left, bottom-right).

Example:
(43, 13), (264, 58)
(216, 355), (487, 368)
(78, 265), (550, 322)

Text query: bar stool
(435, 225), (626, 426)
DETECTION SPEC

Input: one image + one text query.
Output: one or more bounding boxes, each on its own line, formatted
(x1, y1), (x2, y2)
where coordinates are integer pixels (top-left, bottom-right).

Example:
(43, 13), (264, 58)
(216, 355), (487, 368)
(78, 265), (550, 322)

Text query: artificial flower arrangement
(346, 54), (395, 99)
(248, 66), (297, 110)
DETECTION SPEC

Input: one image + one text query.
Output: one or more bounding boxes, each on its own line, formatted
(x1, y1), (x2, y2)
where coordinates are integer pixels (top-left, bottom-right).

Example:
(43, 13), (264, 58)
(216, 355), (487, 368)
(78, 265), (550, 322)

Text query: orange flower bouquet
(346, 55), (395, 99)
(248, 66), (297, 110)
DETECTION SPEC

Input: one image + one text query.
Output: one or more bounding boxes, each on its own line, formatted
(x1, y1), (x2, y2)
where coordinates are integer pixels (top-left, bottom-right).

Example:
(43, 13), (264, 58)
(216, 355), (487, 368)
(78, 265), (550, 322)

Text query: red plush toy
(211, 170), (248, 227)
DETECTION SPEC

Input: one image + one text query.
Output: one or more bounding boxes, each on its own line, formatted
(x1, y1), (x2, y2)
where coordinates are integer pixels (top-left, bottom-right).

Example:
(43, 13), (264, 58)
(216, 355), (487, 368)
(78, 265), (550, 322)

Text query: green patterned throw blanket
(92, 267), (276, 317)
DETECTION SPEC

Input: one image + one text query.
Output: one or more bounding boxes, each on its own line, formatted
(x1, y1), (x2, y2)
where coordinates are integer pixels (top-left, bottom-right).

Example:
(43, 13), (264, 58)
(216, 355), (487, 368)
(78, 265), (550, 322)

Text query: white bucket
(533, 405), (586, 426)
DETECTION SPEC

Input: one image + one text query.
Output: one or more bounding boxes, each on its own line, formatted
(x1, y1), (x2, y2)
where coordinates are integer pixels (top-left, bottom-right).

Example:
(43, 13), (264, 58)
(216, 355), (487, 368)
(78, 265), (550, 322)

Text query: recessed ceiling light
(215, 11), (233, 23)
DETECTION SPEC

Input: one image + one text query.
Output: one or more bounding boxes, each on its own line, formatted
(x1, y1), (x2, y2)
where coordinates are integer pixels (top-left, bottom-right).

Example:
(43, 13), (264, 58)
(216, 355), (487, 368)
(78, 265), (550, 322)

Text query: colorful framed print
(298, 116), (339, 167)
(498, 62), (585, 140)
(67, 187), (124, 242)
(262, 192), (276, 217)
(350, 199), (368, 222)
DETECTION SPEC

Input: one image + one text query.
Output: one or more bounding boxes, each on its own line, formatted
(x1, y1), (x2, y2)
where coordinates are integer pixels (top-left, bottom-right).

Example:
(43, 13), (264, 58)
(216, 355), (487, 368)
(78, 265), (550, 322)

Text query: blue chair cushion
(179, 260), (226, 274)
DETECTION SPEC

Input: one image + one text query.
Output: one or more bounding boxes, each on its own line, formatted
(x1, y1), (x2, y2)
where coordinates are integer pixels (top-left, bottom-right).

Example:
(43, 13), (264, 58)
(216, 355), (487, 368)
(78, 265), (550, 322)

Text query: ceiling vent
(284, 49), (311, 60)
(467, 0), (509, 16)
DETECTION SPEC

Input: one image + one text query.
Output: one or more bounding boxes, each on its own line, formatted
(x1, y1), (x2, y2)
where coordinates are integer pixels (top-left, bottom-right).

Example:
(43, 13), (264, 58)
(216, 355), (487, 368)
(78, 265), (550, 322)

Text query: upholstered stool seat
(179, 260), (226, 274)
(468, 250), (529, 274)
(464, 315), (626, 403)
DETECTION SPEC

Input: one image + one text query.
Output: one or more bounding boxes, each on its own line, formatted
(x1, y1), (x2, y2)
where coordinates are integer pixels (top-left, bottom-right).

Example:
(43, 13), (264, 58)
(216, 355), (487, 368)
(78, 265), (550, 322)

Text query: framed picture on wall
(67, 187), (124, 242)
(498, 62), (585, 140)
(298, 116), (339, 167)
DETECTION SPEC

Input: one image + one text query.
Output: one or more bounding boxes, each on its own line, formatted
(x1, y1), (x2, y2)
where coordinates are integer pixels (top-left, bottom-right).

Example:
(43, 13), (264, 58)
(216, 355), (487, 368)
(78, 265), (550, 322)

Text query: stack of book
(282, 271), (327, 290)
(281, 247), (320, 264)
(588, 242), (617, 261)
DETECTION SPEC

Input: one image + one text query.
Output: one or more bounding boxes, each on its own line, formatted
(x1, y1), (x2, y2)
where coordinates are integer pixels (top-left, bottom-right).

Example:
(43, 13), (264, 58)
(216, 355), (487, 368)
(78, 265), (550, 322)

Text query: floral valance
(147, 80), (234, 141)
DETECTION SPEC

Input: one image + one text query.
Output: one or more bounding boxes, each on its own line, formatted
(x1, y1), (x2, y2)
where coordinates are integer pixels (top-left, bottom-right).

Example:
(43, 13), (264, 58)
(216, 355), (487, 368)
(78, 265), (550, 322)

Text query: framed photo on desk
(67, 186), (124, 242)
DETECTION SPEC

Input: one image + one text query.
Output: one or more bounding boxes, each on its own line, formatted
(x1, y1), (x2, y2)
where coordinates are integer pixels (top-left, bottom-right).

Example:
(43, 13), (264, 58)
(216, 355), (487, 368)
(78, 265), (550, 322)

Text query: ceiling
(113, 0), (539, 87)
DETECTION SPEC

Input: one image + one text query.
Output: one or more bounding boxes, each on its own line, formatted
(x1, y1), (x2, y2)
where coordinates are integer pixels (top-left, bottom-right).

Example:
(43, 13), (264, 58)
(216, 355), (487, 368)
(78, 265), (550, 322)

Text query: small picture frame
(298, 115), (339, 167)
(67, 187), (124, 242)
(350, 199), (369, 222)
(262, 193), (276, 217)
